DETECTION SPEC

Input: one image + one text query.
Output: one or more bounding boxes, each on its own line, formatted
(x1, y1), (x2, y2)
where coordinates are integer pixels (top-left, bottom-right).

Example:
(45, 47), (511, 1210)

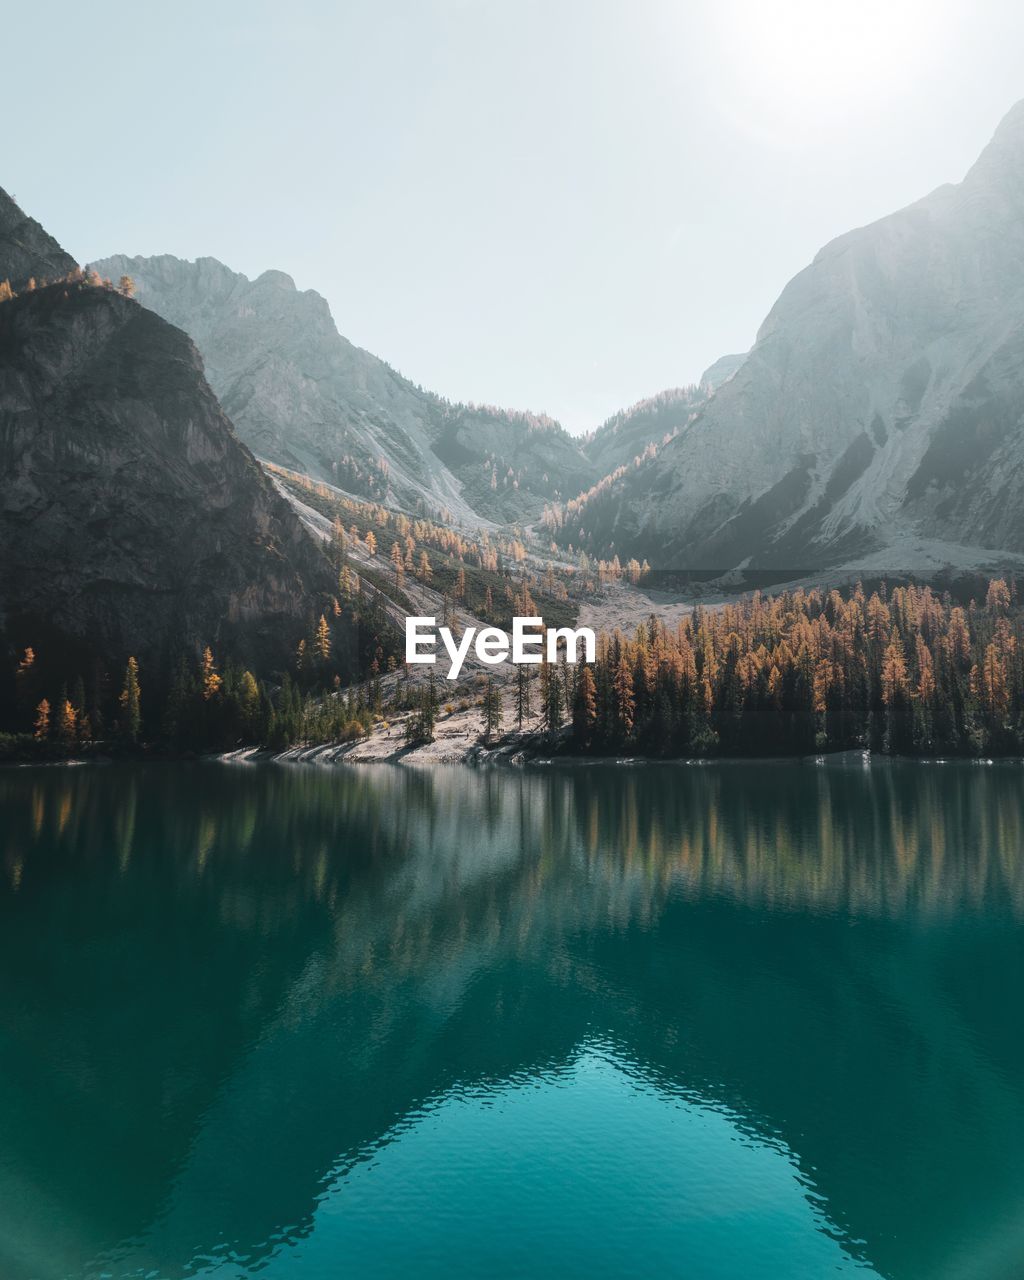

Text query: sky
(5, 0), (1024, 432)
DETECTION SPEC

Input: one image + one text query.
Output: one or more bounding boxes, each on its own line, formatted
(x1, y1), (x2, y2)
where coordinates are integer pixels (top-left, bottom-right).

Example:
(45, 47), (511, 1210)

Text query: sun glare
(702, 0), (961, 144)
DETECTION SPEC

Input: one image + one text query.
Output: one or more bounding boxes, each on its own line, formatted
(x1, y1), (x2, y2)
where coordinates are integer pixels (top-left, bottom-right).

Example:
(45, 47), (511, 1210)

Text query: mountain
(92, 254), (596, 525)
(0, 190), (330, 686)
(0, 188), (76, 290)
(581, 387), (706, 478)
(698, 353), (745, 392)
(560, 102), (1024, 576)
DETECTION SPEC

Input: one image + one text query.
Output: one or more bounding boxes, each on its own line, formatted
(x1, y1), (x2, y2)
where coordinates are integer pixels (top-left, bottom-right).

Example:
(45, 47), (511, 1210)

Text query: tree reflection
(0, 760), (1022, 1279)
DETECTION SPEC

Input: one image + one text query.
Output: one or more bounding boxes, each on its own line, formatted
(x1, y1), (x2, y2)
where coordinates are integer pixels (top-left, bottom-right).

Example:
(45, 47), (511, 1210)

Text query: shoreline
(221, 744), (1024, 770)
(5, 721), (1024, 772)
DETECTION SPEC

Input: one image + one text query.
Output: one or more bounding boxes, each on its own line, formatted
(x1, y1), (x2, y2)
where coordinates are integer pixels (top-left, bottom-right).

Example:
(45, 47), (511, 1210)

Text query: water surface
(2, 759), (1023, 1279)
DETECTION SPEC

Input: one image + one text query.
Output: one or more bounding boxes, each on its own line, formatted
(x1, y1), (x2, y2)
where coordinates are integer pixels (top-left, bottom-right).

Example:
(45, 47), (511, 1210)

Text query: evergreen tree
(14, 648), (38, 729)
(119, 658), (142, 743)
(481, 677), (503, 742)
(515, 663), (532, 730)
(572, 664), (597, 750)
(57, 699), (77, 746)
(201, 647), (222, 701)
(34, 698), (50, 740)
(314, 615), (332, 664)
(541, 660), (563, 735)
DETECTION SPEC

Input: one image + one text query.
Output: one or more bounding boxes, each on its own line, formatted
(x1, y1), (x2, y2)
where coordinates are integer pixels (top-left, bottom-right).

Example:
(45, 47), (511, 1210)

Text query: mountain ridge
(0, 189), (332, 687)
(93, 251), (601, 525)
(554, 99), (1024, 574)
(0, 188), (76, 290)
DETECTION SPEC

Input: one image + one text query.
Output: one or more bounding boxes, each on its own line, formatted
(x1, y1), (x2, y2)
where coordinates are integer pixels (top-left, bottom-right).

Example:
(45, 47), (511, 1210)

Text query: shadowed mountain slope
(0, 189), (331, 684)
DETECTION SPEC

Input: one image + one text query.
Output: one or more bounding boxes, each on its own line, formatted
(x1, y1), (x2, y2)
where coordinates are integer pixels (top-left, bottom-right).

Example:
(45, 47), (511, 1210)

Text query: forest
(557, 579), (1024, 758)
(4, 578), (1024, 761)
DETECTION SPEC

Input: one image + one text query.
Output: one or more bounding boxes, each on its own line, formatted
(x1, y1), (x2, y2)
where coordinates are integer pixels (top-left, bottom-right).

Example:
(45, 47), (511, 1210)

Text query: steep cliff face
(0, 188), (76, 289)
(565, 102), (1024, 574)
(92, 253), (596, 524)
(0, 257), (330, 676)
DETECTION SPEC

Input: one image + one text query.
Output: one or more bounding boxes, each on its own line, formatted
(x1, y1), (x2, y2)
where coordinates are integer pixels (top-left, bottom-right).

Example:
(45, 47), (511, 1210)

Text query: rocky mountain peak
(254, 268), (299, 290)
(961, 98), (1024, 203)
(0, 186), (77, 289)
(558, 100), (1024, 578)
(1, 201), (332, 680)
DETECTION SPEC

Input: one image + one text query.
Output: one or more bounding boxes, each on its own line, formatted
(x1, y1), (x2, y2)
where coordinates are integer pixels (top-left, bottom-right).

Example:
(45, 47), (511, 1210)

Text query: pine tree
(572, 664), (598, 749)
(541, 661), (563, 735)
(390, 541), (404, 589)
(34, 698), (51, 740)
(239, 671), (262, 738)
(15, 647), (38, 727)
(314, 614), (331, 664)
(515, 663), (532, 729)
(201, 647), (222, 701)
(481, 677), (503, 742)
(613, 654), (635, 740)
(405, 673), (438, 744)
(57, 699), (77, 746)
(119, 658), (142, 743)
(331, 517), (347, 567)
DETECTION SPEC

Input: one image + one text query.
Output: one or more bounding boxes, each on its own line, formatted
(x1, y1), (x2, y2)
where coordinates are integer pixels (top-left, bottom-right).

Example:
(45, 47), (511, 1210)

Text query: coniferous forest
(5, 578), (1024, 761)
(560, 580), (1024, 758)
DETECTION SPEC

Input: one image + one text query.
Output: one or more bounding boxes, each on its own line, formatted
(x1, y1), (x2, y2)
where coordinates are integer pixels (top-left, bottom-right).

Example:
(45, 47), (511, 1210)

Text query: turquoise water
(2, 760), (1024, 1279)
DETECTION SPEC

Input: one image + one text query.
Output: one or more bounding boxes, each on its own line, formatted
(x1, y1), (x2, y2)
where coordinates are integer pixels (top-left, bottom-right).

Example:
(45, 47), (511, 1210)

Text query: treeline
(2, 645), (384, 760)
(0, 266), (134, 304)
(1, 600), (401, 758)
(8, 578), (1024, 761)
(555, 580), (1024, 758)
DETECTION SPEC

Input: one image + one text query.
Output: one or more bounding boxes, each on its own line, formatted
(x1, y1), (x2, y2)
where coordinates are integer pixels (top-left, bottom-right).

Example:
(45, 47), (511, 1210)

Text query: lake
(2, 758), (1024, 1279)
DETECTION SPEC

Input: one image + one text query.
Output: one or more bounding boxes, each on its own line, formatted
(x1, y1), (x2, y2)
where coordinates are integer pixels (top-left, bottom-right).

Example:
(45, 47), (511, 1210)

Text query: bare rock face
(0, 188), (76, 289)
(92, 252), (596, 524)
(568, 101), (1024, 575)
(0, 193), (330, 677)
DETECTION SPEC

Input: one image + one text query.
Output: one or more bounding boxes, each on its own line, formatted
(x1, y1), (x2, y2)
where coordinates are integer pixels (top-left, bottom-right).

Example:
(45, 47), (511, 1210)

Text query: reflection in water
(1, 760), (1023, 1279)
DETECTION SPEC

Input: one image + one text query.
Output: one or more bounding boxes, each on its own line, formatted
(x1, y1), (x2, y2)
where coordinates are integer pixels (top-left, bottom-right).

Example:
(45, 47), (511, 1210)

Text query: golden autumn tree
(57, 699), (77, 746)
(201, 647), (222, 701)
(314, 615), (331, 664)
(119, 658), (142, 743)
(34, 698), (51, 740)
(390, 541), (404, 589)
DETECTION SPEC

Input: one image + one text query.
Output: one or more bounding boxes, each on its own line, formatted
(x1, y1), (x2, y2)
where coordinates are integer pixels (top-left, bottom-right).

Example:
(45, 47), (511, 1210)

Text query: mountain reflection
(1, 760), (1023, 1279)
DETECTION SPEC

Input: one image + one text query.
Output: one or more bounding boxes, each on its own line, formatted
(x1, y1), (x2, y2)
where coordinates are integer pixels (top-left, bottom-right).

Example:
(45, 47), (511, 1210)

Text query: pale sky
(6, 0), (1024, 431)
